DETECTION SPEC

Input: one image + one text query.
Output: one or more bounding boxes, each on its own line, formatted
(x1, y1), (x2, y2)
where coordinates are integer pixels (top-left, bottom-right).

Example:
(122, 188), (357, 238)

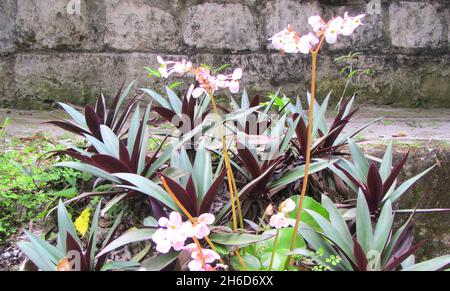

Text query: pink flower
(152, 212), (193, 253)
(280, 198), (296, 213)
(298, 33), (320, 54)
(184, 244), (225, 271)
(157, 56), (192, 78)
(269, 213), (296, 229)
(324, 17), (344, 44)
(269, 198), (297, 229)
(341, 12), (365, 36)
(193, 213), (215, 239)
(269, 25), (301, 53)
(308, 15), (326, 32)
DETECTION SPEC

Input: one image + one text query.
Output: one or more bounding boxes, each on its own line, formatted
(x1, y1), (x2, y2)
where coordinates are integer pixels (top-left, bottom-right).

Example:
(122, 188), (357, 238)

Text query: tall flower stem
(268, 229), (280, 271)
(286, 36), (324, 268)
(207, 92), (244, 230)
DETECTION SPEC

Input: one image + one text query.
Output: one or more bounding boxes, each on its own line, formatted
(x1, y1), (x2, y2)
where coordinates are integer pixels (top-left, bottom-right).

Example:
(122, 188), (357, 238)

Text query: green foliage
(0, 135), (90, 242)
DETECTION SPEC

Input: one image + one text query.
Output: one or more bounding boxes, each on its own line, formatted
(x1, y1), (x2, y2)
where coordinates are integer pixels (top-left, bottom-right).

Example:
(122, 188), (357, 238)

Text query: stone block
(15, 0), (105, 50)
(105, 0), (182, 52)
(184, 3), (260, 51)
(389, 2), (445, 48)
(0, 0), (16, 54)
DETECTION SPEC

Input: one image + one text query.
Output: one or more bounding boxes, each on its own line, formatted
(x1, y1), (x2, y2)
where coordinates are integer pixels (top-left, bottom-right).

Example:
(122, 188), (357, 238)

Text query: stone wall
(0, 0), (449, 109)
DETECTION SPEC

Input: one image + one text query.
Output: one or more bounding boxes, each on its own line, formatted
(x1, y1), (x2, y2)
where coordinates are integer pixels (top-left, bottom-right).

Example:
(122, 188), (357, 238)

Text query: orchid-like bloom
(184, 244), (227, 271)
(341, 13), (365, 36)
(308, 15), (326, 32)
(152, 212), (193, 253)
(157, 56), (193, 78)
(298, 33), (320, 54)
(324, 16), (344, 44)
(157, 56), (242, 96)
(192, 213), (215, 239)
(269, 25), (301, 54)
(270, 13), (365, 53)
(269, 198), (297, 229)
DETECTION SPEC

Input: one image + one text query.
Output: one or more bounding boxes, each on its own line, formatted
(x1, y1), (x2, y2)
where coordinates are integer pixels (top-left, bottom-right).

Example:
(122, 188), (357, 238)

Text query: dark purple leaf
(367, 164), (384, 212)
(200, 171), (226, 215)
(236, 144), (261, 179)
(91, 155), (133, 173)
(160, 174), (198, 217)
(383, 152), (410, 195)
(85, 105), (103, 140)
(353, 239), (369, 271)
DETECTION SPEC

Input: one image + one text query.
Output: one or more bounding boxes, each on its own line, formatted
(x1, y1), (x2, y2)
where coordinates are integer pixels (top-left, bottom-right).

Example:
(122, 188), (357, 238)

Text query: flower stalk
(268, 229), (280, 271)
(286, 36), (324, 268)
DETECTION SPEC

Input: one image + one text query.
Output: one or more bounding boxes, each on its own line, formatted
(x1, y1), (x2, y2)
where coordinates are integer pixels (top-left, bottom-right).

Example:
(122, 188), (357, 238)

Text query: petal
(158, 217), (170, 227)
(198, 213), (215, 225)
(229, 80), (240, 94)
(157, 56), (165, 64)
(169, 212), (183, 227)
(156, 240), (172, 254)
(188, 260), (204, 271)
(172, 240), (185, 251)
(194, 224), (210, 239)
(232, 68), (243, 80)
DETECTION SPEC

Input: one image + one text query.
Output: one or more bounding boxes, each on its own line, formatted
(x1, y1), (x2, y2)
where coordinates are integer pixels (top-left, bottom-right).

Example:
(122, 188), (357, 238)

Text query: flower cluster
(152, 212), (215, 253)
(157, 56), (242, 96)
(270, 13), (365, 54)
(183, 243), (227, 271)
(269, 198), (297, 229)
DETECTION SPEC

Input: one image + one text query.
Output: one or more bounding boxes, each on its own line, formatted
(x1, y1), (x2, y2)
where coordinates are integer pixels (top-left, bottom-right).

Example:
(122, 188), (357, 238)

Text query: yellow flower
(74, 208), (90, 237)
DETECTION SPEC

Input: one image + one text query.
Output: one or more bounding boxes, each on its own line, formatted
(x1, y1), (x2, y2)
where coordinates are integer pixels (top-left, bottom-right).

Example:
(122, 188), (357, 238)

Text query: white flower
(269, 213), (296, 229)
(280, 198), (296, 214)
(341, 12), (365, 36)
(308, 15), (326, 32)
(298, 33), (320, 54)
(193, 213), (215, 239)
(184, 244), (223, 271)
(152, 212), (193, 253)
(324, 17), (344, 44)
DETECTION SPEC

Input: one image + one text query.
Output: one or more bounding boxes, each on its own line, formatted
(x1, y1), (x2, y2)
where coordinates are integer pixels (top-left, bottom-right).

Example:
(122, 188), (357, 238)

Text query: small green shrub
(0, 130), (91, 242)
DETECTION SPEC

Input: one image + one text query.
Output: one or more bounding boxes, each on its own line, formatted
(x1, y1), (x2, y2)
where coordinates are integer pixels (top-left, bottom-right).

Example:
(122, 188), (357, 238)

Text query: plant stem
(286, 37), (324, 268)
(208, 91), (244, 229)
(268, 229), (280, 271)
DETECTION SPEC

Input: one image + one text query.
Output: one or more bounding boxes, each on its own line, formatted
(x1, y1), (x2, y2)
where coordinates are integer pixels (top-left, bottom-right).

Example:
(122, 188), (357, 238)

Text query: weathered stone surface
(263, 0), (322, 49)
(15, 0), (105, 50)
(183, 3), (260, 51)
(0, 0), (16, 55)
(105, 0), (182, 51)
(0, 57), (15, 107)
(389, 2), (445, 48)
(13, 53), (127, 109)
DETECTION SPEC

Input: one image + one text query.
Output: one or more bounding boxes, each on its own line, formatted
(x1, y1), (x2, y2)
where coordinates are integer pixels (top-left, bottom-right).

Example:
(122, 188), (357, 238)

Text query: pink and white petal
(188, 260), (204, 271)
(198, 213), (215, 225)
(232, 68), (243, 80)
(156, 239), (172, 254)
(229, 80), (240, 94)
(194, 224), (211, 239)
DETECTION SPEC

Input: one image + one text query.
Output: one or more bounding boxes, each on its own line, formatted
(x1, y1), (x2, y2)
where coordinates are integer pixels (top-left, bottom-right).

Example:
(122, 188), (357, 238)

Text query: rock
(389, 2), (446, 48)
(183, 3), (260, 51)
(0, 0), (16, 55)
(0, 56), (15, 107)
(13, 53), (128, 109)
(105, 0), (182, 52)
(15, 0), (105, 50)
(262, 0), (322, 50)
